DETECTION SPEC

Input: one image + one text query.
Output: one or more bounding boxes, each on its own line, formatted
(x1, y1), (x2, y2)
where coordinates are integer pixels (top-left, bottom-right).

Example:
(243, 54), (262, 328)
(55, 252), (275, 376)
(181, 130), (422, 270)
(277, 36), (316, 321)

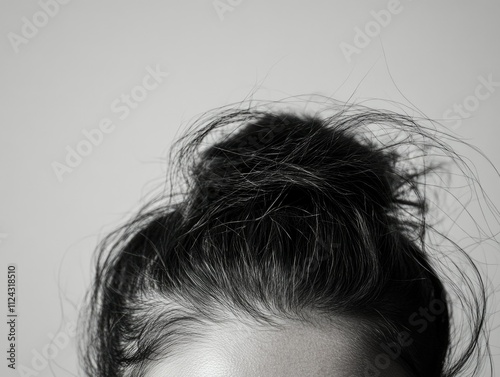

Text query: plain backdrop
(1, 1), (499, 376)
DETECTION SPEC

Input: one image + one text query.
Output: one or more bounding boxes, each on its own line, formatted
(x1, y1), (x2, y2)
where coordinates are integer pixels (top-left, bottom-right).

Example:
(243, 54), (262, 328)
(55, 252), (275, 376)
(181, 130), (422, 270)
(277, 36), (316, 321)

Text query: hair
(79, 99), (493, 377)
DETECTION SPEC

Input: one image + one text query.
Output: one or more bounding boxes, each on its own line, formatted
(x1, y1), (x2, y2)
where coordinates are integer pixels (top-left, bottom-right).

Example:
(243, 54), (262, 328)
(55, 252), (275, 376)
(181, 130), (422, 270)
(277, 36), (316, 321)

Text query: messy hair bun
(81, 100), (492, 377)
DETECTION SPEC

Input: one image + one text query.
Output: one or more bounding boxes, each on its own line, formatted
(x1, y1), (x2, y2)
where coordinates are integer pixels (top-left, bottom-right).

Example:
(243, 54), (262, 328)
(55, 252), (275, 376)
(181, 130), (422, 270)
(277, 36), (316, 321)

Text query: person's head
(80, 102), (488, 377)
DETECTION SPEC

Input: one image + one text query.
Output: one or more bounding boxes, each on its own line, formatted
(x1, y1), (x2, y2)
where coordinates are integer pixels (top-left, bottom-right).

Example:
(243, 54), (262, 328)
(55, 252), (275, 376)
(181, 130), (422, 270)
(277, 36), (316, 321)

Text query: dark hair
(80, 100), (492, 377)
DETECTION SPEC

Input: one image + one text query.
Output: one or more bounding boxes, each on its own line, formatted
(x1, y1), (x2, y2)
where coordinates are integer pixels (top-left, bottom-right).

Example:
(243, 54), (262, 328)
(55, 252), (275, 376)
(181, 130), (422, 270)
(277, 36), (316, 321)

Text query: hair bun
(189, 112), (397, 217)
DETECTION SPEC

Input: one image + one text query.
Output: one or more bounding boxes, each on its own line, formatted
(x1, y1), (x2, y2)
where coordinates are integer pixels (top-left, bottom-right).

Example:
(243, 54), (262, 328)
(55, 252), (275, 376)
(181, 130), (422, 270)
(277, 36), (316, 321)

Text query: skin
(146, 317), (410, 377)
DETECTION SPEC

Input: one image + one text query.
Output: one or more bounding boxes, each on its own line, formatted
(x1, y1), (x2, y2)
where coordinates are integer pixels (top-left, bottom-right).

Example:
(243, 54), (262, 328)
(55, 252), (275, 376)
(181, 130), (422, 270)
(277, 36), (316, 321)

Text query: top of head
(85, 106), (461, 377)
(161, 109), (439, 330)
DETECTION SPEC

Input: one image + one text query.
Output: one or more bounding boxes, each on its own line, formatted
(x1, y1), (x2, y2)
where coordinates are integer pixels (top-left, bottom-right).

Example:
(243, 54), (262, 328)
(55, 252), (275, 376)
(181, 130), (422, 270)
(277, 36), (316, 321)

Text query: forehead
(146, 318), (409, 377)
